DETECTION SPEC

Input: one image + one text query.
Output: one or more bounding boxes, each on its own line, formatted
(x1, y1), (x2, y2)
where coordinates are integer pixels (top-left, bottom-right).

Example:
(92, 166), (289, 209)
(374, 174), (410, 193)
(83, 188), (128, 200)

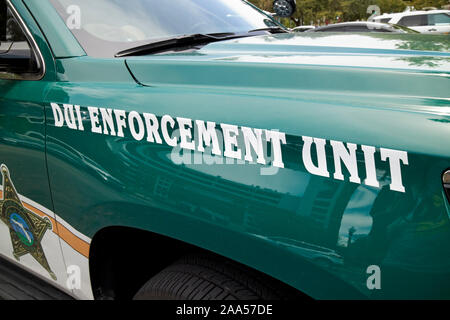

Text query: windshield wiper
(115, 28), (290, 57)
(247, 27), (289, 34)
(115, 33), (246, 57)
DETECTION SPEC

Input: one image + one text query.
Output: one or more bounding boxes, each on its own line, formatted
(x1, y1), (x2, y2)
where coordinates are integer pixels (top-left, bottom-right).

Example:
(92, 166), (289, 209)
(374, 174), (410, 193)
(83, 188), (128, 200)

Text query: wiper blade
(115, 33), (243, 57)
(247, 27), (289, 34)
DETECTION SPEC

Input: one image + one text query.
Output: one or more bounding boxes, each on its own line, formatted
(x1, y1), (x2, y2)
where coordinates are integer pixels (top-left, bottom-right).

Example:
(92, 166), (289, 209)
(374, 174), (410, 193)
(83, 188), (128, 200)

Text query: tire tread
(133, 253), (302, 300)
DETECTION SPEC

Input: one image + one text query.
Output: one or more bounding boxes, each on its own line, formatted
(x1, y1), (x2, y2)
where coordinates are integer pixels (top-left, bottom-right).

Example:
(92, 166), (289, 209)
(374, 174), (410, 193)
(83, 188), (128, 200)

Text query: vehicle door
(397, 14), (429, 33)
(0, 0), (67, 287)
(427, 12), (450, 34)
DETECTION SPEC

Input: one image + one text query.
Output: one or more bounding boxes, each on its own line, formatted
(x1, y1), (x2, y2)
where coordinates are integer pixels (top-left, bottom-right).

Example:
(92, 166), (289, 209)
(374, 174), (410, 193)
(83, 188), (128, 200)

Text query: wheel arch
(88, 225), (366, 300)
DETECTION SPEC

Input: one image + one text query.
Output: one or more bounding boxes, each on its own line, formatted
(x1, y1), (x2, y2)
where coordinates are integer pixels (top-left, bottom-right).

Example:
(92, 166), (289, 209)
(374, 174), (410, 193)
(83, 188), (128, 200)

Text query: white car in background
(371, 10), (450, 34)
(292, 25), (316, 32)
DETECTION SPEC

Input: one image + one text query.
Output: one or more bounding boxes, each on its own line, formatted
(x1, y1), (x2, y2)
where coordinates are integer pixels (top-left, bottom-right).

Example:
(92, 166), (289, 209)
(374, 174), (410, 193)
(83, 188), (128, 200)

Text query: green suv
(0, 0), (449, 300)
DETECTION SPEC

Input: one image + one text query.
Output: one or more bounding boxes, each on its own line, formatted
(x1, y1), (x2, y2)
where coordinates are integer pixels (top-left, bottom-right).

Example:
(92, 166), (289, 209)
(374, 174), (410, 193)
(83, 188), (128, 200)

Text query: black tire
(133, 254), (302, 300)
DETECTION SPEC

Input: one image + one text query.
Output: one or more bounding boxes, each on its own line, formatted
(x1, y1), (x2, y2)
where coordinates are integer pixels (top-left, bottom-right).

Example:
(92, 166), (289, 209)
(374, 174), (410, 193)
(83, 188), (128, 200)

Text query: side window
(372, 27), (393, 33)
(345, 25), (370, 32)
(398, 14), (427, 27)
(317, 26), (347, 32)
(0, 0), (42, 79)
(428, 13), (450, 25)
(376, 18), (391, 24)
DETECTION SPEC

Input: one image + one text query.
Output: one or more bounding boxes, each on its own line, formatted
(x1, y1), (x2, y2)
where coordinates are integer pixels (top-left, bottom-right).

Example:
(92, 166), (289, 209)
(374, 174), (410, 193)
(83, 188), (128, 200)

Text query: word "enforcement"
(51, 103), (409, 193)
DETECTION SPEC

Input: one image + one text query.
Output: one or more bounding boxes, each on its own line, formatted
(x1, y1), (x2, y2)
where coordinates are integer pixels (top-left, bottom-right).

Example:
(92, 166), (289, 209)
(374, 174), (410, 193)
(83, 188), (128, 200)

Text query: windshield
(49, 0), (280, 57)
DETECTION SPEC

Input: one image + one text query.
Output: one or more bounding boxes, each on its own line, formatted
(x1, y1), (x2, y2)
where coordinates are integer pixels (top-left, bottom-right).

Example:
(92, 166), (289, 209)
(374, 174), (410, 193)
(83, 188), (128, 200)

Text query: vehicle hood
(125, 33), (450, 96)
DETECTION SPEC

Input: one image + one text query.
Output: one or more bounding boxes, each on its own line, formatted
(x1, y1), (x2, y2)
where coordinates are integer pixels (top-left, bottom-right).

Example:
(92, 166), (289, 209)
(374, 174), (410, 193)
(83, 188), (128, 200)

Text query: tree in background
(408, 0), (448, 9)
(247, 0), (449, 26)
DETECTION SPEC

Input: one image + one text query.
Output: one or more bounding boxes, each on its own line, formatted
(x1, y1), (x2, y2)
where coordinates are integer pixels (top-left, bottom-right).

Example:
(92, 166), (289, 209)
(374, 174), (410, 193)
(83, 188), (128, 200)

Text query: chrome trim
(1, 0), (46, 81)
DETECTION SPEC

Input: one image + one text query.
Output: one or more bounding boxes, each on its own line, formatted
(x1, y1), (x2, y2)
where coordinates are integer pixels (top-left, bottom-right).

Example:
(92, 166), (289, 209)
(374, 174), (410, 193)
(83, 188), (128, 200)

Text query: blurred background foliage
(247, 0), (450, 27)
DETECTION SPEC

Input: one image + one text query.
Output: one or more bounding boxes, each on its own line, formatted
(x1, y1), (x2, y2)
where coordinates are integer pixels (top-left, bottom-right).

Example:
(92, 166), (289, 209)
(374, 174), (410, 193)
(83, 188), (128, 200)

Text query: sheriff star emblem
(0, 164), (56, 280)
